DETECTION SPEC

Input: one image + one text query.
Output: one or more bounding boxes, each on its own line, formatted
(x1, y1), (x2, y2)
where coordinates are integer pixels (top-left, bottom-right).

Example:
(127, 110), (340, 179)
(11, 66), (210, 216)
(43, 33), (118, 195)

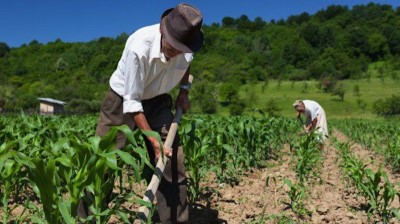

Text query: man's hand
(133, 112), (172, 160)
(148, 136), (172, 160)
(176, 90), (191, 113)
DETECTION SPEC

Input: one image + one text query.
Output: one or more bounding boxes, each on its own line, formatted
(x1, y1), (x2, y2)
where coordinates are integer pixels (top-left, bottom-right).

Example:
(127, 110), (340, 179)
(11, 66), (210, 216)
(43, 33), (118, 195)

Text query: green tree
(367, 33), (389, 61)
(219, 83), (238, 104)
(222, 16), (236, 28)
(343, 26), (369, 57)
(282, 36), (315, 69)
(0, 42), (10, 57)
(264, 98), (282, 116)
(191, 81), (218, 114)
(332, 82), (345, 101)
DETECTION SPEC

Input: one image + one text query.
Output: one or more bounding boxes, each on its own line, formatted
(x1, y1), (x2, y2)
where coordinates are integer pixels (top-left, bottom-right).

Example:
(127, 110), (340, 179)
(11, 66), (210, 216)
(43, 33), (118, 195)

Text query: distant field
(235, 77), (400, 119)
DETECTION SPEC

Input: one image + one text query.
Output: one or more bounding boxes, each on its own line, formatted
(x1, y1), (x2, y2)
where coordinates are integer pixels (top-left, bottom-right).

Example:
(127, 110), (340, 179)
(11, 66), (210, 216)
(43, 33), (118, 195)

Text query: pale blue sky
(1, 0), (399, 47)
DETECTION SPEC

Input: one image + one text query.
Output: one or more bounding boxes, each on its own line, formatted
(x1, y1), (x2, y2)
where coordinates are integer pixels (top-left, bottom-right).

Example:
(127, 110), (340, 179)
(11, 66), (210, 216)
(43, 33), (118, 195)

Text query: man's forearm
(133, 112), (152, 131)
(180, 68), (190, 85)
(309, 118), (318, 129)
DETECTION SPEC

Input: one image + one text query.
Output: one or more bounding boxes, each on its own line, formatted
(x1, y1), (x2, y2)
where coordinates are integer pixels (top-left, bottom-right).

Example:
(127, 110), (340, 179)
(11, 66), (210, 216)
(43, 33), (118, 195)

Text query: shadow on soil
(189, 203), (227, 224)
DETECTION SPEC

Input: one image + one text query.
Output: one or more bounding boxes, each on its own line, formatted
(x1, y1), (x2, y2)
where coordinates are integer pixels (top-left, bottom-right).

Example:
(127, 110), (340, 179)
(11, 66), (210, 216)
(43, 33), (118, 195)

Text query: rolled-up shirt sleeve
(122, 50), (146, 114)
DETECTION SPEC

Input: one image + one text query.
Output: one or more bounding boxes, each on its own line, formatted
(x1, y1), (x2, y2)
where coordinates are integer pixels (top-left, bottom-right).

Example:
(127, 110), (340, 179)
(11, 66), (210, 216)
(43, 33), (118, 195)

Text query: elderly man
(78, 3), (203, 223)
(293, 100), (328, 142)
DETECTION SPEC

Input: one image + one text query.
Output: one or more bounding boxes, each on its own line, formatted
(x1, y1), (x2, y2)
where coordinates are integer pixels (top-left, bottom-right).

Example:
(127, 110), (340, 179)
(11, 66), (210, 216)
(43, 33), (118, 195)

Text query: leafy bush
(65, 99), (101, 114)
(372, 95), (400, 116)
(192, 82), (218, 114)
(331, 82), (345, 101)
(229, 100), (246, 115)
(264, 98), (282, 116)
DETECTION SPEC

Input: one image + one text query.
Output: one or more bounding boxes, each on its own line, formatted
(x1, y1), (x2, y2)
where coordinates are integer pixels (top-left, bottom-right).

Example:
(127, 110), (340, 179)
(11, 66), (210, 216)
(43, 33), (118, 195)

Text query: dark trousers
(77, 88), (189, 223)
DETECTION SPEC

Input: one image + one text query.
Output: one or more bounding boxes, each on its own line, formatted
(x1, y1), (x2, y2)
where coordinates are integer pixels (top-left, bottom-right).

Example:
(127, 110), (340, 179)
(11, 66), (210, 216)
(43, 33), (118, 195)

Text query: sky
(1, 0), (400, 48)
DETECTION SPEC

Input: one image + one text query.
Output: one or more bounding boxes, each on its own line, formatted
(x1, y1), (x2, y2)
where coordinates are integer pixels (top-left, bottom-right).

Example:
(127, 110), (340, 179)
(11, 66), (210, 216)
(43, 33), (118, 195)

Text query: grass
(235, 77), (400, 119)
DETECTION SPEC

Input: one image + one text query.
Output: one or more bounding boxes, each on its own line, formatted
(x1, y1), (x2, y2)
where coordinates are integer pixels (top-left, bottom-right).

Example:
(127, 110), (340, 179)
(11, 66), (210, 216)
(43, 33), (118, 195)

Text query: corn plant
(354, 167), (399, 222)
(180, 118), (208, 202)
(282, 179), (310, 217)
(332, 119), (400, 172)
(334, 137), (400, 223)
(291, 131), (322, 183)
(0, 147), (25, 223)
(0, 114), (154, 224)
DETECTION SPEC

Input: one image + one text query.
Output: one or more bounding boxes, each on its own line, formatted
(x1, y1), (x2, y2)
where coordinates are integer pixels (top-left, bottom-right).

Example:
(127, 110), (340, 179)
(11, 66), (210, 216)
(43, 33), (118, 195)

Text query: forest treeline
(0, 3), (400, 112)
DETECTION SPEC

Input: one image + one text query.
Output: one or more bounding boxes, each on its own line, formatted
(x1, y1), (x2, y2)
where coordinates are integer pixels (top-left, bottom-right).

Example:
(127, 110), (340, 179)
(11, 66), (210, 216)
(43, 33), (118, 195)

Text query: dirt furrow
(331, 129), (400, 223)
(306, 136), (368, 223)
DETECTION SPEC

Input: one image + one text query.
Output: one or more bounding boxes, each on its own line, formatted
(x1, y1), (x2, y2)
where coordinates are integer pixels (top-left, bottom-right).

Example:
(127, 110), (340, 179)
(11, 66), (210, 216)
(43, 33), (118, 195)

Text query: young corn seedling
(293, 131), (322, 183)
(180, 120), (207, 203)
(0, 148), (24, 224)
(362, 169), (400, 223)
(282, 179), (310, 217)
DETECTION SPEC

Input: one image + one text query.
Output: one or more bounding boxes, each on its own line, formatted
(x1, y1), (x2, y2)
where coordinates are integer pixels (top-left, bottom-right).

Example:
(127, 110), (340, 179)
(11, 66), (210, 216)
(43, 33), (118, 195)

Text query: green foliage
(264, 98), (282, 116)
(317, 75), (338, 92)
(291, 132), (322, 182)
(0, 114), (298, 223)
(333, 137), (400, 223)
(282, 179), (310, 217)
(229, 100), (246, 116)
(0, 42), (10, 57)
(191, 81), (218, 114)
(1, 3), (400, 112)
(0, 115), (152, 223)
(372, 95), (400, 116)
(65, 99), (101, 114)
(219, 83), (238, 103)
(332, 82), (346, 101)
(353, 84), (361, 96)
(356, 98), (367, 111)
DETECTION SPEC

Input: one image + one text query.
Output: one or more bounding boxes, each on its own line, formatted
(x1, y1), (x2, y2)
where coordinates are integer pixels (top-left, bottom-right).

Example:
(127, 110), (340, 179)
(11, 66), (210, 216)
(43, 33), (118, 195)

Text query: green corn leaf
(130, 146), (153, 169)
(116, 125), (138, 145)
(140, 129), (163, 148)
(55, 156), (74, 168)
(136, 198), (153, 208)
(117, 211), (130, 223)
(58, 200), (75, 224)
(99, 128), (118, 151)
(102, 152), (120, 171)
(30, 159), (59, 224)
(114, 149), (137, 166)
(392, 208), (400, 220)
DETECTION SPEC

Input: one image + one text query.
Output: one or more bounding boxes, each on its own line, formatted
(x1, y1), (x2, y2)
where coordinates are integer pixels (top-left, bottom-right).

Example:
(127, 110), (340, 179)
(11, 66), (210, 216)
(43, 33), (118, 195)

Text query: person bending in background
(77, 3), (204, 223)
(293, 100), (328, 143)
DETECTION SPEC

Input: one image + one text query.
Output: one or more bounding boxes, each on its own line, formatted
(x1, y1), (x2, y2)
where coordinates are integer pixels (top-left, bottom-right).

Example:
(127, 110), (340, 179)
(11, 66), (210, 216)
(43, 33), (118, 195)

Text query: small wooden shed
(38, 98), (66, 115)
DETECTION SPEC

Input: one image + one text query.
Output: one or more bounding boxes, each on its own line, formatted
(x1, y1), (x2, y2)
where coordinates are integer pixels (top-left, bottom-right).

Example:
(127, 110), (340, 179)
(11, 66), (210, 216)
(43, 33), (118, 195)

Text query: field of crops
(1, 114), (399, 223)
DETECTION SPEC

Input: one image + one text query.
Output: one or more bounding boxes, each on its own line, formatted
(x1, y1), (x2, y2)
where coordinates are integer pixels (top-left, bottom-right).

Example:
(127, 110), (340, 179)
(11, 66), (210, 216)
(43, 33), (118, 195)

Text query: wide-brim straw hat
(161, 3), (204, 53)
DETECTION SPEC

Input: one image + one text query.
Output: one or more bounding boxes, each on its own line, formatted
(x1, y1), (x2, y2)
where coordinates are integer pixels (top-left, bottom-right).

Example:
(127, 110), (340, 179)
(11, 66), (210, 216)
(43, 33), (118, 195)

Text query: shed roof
(38, 98), (66, 105)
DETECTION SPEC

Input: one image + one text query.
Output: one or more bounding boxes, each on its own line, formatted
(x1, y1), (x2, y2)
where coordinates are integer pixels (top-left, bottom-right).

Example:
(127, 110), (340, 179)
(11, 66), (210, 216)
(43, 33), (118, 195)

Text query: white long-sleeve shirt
(303, 100), (322, 121)
(110, 24), (193, 114)
(303, 100), (328, 140)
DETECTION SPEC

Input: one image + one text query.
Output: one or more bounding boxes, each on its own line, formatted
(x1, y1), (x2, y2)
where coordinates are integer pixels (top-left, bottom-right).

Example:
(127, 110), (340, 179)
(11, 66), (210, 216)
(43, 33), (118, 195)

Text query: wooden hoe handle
(138, 75), (193, 221)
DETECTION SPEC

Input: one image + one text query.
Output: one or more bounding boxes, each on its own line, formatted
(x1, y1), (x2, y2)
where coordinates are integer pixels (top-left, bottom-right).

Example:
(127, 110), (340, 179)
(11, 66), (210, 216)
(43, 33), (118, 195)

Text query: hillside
(0, 3), (399, 116)
(234, 77), (400, 119)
